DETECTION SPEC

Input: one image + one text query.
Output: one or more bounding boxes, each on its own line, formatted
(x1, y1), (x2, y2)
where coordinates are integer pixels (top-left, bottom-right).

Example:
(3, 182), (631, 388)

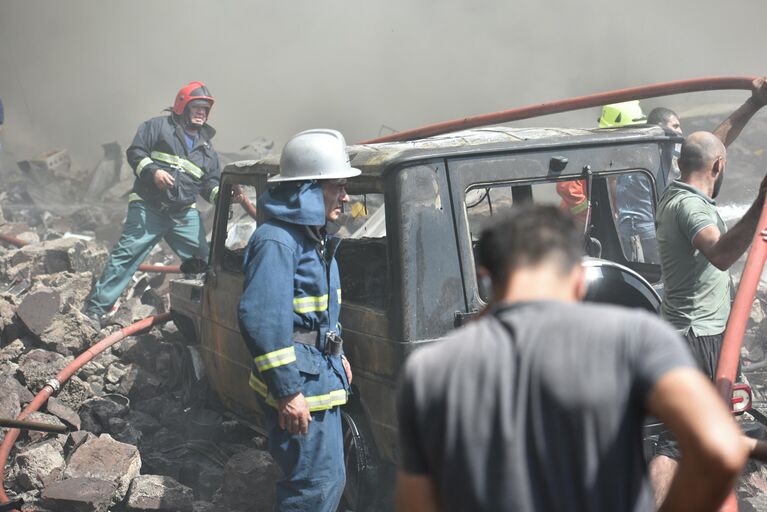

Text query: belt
(293, 327), (319, 346)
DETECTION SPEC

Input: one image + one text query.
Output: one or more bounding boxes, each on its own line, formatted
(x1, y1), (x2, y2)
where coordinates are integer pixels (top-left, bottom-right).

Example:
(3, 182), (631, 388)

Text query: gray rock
(64, 430), (95, 457)
(58, 376), (90, 411)
(16, 287), (61, 337)
(126, 475), (194, 512)
(41, 477), (117, 512)
(17, 348), (68, 392)
(0, 388), (20, 442)
(78, 396), (129, 435)
(13, 440), (65, 491)
(222, 449), (280, 510)
(46, 396), (81, 430)
(23, 411), (67, 444)
(64, 434), (141, 501)
(0, 238), (108, 282)
(0, 339), (27, 364)
(105, 362), (127, 384)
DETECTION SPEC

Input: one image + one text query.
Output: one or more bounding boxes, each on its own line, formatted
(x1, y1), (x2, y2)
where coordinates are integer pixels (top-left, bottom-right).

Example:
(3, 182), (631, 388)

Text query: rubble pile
(0, 138), (279, 511)
(0, 238), (280, 511)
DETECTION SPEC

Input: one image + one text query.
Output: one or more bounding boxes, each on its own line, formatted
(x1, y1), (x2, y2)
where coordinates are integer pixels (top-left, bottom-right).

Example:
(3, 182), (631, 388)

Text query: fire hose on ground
(0, 312), (171, 511)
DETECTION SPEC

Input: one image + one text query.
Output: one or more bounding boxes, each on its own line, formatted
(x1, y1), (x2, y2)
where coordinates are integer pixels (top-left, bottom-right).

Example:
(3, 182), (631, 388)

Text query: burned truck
(170, 124), (683, 508)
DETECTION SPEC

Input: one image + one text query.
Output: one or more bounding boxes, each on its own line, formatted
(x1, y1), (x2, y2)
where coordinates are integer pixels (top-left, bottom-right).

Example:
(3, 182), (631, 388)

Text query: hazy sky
(2, 0), (767, 166)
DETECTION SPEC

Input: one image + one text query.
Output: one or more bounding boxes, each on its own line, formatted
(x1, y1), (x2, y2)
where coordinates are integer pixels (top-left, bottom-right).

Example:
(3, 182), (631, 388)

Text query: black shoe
(83, 311), (106, 331)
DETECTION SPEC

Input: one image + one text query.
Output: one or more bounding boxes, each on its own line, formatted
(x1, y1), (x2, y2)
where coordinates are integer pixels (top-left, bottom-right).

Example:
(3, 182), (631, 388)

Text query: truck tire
(339, 410), (380, 512)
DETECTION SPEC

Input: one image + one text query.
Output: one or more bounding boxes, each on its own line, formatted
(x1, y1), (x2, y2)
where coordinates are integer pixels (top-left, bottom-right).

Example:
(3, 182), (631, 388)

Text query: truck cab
(170, 124), (680, 509)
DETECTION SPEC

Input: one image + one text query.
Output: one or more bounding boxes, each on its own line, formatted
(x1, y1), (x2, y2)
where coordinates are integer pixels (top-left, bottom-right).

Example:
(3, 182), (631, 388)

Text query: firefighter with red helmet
(84, 81), (222, 325)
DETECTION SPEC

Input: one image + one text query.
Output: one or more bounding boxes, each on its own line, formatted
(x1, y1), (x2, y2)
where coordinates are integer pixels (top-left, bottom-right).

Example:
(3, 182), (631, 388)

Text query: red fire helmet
(172, 81), (214, 116)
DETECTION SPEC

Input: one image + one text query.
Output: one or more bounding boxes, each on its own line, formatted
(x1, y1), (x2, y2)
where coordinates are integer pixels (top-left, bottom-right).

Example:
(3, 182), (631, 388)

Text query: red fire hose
(360, 76), (758, 144)
(0, 312), (171, 511)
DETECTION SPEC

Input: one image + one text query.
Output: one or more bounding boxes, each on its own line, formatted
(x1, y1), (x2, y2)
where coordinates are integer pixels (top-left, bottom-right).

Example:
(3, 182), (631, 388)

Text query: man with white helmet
(238, 129), (359, 511)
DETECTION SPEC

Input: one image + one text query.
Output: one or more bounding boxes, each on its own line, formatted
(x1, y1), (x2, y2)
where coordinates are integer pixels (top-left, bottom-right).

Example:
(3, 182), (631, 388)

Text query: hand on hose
(278, 392), (312, 435)
(752, 77), (767, 106)
(153, 169), (175, 191)
(231, 184), (245, 204)
(342, 355), (353, 385)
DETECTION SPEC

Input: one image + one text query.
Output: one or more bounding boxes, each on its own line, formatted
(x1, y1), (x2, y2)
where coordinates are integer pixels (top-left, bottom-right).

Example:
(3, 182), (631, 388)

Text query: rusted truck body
(170, 124), (681, 508)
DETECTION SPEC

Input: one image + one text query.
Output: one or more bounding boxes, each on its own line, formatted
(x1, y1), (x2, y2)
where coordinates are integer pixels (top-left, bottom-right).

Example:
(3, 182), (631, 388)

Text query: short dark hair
(647, 107), (678, 127)
(477, 205), (583, 286)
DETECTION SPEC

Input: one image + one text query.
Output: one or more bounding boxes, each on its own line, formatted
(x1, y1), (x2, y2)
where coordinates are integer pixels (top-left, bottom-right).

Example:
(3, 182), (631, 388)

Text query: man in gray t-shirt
(395, 205), (749, 512)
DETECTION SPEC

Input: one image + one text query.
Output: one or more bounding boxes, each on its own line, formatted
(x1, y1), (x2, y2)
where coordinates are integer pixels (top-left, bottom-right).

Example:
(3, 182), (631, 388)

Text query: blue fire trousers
(85, 200), (208, 316)
(259, 396), (346, 512)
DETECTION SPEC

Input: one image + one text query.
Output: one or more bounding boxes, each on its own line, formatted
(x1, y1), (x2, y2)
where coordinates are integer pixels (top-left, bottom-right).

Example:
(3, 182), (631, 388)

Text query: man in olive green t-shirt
(656, 132), (767, 378)
(651, 131), (767, 506)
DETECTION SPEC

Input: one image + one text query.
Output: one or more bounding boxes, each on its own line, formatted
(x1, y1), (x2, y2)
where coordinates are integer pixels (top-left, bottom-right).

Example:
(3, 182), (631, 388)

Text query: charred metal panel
(391, 162), (465, 342)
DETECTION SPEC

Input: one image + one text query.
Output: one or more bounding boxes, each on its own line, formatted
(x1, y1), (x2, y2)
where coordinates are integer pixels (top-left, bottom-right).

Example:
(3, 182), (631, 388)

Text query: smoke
(1, 0), (767, 166)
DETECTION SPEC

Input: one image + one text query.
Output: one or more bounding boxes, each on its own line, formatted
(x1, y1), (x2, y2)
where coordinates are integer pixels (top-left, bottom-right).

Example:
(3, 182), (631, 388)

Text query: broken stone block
(0, 373), (34, 402)
(39, 313), (96, 356)
(58, 376), (90, 411)
(222, 449), (280, 511)
(116, 365), (163, 401)
(78, 396), (130, 435)
(16, 287), (62, 337)
(0, 389), (20, 443)
(41, 477), (117, 512)
(0, 297), (20, 343)
(64, 430), (95, 458)
(0, 339), (27, 364)
(0, 238), (108, 282)
(46, 396), (81, 431)
(109, 419), (141, 446)
(13, 439), (65, 491)
(17, 348), (68, 391)
(64, 434), (141, 501)
(126, 475), (194, 512)
(105, 362), (127, 384)
(23, 411), (67, 444)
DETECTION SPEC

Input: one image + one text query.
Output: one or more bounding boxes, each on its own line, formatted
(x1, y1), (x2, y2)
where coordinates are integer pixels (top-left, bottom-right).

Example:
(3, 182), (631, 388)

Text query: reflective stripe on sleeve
(293, 294), (329, 314)
(150, 151), (204, 179)
(570, 200), (589, 214)
(128, 192), (143, 203)
(135, 157), (154, 178)
(254, 346), (297, 372)
(210, 186), (219, 203)
(337, 289), (342, 304)
(249, 373), (348, 412)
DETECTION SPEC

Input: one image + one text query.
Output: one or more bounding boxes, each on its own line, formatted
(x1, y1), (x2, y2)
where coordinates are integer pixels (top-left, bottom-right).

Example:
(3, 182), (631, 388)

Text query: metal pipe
(0, 418), (69, 434)
(0, 312), (171, 511)
(360, 76), (757, 144)
(0, 234), (28, 249)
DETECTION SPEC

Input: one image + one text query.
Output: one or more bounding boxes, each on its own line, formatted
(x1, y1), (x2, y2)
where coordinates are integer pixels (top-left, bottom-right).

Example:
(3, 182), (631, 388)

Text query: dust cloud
(1, 0), (767, 166)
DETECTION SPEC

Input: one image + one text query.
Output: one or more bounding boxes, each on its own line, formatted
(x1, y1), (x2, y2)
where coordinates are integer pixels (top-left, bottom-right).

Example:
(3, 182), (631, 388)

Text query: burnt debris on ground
(0, 139), (278, 512)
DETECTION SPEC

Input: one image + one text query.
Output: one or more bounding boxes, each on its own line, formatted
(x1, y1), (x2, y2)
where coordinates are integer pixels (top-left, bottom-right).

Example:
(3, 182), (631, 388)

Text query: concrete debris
(45, 396), (81, 431)
(64, 434), (141, 502)
(16, 286), (61, 337)
(0, 237), (107, 282)
(22, 411), (66, 444)
(125, 475), (194, 512)
(41, 477), (118, 512)
(221, 449), (281, 511)
(12, 440), (66, 491)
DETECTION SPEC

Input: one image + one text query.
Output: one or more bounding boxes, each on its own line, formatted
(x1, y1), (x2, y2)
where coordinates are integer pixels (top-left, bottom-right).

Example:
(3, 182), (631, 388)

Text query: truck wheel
(340, 411), (380, 511)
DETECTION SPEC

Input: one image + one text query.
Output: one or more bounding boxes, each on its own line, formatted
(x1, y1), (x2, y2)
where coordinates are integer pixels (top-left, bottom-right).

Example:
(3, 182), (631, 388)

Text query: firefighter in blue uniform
(238, 129), (358, 511)
(85, 81), (223, 323)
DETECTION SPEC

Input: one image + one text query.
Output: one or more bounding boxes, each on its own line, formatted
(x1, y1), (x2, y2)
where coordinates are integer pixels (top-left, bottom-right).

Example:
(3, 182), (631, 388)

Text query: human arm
(200, 150), (221, 204)
(693, 174), (767, 270)
(126, 118), (169, 188)
(238, 236), (310, 434)
(396, 472), (441, 512)
(713, 76), (767, 147)
(648, 369), (748, 512)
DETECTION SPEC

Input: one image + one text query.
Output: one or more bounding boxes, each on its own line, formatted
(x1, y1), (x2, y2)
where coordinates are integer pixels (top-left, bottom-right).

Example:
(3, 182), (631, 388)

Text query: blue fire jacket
(126, 115), (221, 212)
(238, 182), (349, 411)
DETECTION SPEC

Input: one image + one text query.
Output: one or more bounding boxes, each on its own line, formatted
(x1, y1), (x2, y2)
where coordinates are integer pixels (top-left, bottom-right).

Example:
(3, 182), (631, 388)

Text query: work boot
(82, 310), (106, 331)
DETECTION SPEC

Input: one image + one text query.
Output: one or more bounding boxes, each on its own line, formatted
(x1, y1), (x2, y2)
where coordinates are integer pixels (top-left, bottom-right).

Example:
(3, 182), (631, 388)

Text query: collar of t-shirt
(669, 179), (716, 205)
(183, 132), (197, 152)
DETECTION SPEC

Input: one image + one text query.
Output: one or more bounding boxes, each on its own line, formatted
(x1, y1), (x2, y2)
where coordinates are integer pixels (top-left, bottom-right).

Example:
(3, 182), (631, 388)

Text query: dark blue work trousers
(259, 397), (345, 512)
